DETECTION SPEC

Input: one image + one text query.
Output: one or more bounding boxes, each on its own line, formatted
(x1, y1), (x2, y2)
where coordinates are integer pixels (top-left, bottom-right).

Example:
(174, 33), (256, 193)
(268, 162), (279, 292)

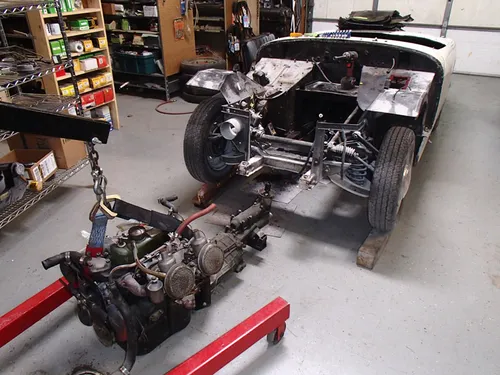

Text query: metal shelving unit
(0, 1), (48, 16)
(104, 0), (170, 100)
(0, 0), (88, 230)
(0, 130), (17, 141)
(9, 92), (78, 111)
(0, 158), (89, 230)
(0, 46), (72, 91)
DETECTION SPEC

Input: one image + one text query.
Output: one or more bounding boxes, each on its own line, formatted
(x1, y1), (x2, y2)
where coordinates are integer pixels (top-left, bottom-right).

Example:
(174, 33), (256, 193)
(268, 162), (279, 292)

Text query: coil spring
(346, 155), (368, 185)
(329, 144), (357, 156)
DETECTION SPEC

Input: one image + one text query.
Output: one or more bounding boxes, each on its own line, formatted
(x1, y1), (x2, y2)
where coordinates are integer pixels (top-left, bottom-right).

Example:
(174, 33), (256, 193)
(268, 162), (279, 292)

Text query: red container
(94, 90), (105, 106)
(55, 69), (66, 78)
(102, 87), (114, 102)
(81, 93), (95, 109)
(96, 55), (108, 69)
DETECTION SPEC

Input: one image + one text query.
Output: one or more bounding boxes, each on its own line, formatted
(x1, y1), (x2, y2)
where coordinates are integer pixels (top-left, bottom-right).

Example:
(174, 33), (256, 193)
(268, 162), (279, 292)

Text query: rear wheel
(368, 126), (415, 232)
(183, 94), (233, 183)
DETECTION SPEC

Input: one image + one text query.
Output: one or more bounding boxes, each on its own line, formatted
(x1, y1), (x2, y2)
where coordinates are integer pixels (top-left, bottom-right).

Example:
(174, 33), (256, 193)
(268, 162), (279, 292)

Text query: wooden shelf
(43, 7), (102, 18)
(56, 65), (111, 82)
(27, 0), (120, 129)
(71, 47), (106, 58)
(48, 27), (104, 40)
(80, 82), (113, 95)
(83, 98), (116, 112)
(106, 29), (159, 34)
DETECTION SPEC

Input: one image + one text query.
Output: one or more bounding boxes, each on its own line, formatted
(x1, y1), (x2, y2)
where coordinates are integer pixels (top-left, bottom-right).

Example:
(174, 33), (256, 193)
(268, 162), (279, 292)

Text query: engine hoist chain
(87, 139), (120, 221)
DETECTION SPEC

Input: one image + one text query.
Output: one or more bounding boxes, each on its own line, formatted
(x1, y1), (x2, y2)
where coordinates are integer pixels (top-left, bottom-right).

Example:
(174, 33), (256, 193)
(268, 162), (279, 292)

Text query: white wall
(378, 0), (447, 25)
(450, 0), (500, 27)
(311, 0), (500, 76)
(313, 0), (373, 20)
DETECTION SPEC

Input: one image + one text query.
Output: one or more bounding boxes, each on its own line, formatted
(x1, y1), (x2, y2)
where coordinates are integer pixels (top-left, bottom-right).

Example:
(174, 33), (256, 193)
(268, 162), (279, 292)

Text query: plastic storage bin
(114, 52), (158, 74)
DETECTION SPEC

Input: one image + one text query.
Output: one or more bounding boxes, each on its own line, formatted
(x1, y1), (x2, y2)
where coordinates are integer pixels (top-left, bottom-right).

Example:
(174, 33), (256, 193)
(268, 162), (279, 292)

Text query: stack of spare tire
(180, 57), (226, 103)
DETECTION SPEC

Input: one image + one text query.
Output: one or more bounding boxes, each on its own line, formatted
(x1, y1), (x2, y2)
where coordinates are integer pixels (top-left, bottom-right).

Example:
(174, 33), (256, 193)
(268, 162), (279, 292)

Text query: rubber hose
(110, 285), (138, 375)
(176, 203), (217, 236)
(42, 251), (82, 270)
(155, 100), (194, 116)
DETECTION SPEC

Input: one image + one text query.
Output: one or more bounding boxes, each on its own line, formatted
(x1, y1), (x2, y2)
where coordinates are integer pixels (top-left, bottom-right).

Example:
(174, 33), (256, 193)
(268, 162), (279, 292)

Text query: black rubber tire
(180, 57), (226, 75)
(368, 127), (416, 232)
(181, 91), (213, 104)
(183, 94), (232, 183)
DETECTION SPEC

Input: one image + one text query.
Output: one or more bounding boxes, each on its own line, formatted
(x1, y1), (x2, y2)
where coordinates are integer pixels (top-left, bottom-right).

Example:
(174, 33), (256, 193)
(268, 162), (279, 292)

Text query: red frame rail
(0, 277), (290, 375)
(0, 277), (71, 348)
(166, 297), (290, 375)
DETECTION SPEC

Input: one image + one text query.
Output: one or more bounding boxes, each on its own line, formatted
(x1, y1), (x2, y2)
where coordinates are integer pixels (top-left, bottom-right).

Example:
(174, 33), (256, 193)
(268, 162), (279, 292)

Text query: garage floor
(1, 74), (499, 375)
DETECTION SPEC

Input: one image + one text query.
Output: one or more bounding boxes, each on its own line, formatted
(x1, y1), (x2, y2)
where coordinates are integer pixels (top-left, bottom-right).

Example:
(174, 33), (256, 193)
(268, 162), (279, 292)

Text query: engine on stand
(42, 186), (272, 375)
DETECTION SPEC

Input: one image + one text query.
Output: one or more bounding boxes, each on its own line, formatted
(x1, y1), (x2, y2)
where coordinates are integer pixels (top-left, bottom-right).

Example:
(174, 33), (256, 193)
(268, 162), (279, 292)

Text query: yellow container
(82, 39), (93, 52)
(103, 71), (113, 84)
(60, 84), (75, 97)
(90, 76), (101, 89)
(98, 74), (107, 87)
(77, 78), (90, 92)
(73, 58), (81, 72)
(94, 37), (107, 49)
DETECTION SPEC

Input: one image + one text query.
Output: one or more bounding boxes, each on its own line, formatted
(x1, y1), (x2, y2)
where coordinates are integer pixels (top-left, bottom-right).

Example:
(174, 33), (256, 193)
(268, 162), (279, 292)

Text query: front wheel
(368, 126), (415, 232)
(183, 94), (233, 183)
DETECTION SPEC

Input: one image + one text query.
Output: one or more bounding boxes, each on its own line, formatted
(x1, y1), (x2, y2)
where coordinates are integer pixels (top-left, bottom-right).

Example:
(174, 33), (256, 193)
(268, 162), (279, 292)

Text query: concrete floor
(1, 74), (500, 375)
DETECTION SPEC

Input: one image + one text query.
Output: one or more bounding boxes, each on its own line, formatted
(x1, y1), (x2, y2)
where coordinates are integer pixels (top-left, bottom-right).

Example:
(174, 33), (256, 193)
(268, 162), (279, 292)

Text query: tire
(183, 94), (233, 183)
(180, 57), (226, 75)
(181, 91), (213, 104)
(368, 126), (416, 232)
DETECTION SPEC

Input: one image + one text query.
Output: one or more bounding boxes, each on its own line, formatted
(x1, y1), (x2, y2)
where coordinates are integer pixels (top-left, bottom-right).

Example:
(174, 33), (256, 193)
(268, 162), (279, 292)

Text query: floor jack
(0, 279), (290, 375)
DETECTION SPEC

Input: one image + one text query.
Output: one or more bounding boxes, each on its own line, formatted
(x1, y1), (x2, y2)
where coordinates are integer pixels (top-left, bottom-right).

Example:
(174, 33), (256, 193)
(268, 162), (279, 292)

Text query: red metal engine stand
(0, 279), (290, 375)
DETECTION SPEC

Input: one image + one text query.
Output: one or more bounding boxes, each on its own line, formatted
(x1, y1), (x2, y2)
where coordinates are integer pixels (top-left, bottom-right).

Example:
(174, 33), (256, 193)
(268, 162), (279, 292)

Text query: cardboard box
(58, 40), (67, 58)
(81, 93), (96, 109)
(81, 58), (98, 71)
(73, 58), (81, 72)
(8, 135), (87, 170)
(96, 55), (108, 68)
(60, 84), (75, 97)
(82, 39), (93, 52)
(55, 69), (66, 78)
(0, 149), (57, 182)
(94, 90), (105, 106)
(95, 105), (111, 118)
(103, 87), (114, 102)
(70, 19), (90, 31)
(98, 74), (106, 87)
(89, 76), (101, 89)
(103, 71), (113, 84)
(77, 78), (90, 92)
(92, 37), (107, 49)
(102, 3), (116, 15)
(49, 40), (62, 56)
(143, 5), (158, 17)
